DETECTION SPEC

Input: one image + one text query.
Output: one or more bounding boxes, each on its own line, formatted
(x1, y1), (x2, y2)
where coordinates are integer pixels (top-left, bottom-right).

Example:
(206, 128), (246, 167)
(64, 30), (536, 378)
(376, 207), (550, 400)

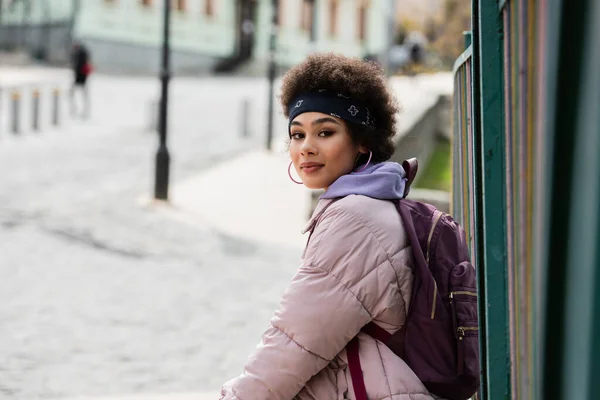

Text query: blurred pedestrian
(219, 53), (435, 400)
(70, 41), (92, 119)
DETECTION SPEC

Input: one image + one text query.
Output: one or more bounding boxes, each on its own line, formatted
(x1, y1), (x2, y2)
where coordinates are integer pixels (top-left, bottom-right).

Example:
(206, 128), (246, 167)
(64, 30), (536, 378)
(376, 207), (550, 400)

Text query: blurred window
(358, 1), (367, 41)
(277, 0), (286, 26)
(171, 0), (186, 12)
(205, 0), (214, 16)
(300, 0), (314, 32)
(329, 0), (338, 36)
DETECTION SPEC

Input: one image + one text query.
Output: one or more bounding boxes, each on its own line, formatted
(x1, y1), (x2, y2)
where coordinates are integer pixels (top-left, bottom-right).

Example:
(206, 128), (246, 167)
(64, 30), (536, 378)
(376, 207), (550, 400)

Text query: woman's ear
(358, 145), (369, 154)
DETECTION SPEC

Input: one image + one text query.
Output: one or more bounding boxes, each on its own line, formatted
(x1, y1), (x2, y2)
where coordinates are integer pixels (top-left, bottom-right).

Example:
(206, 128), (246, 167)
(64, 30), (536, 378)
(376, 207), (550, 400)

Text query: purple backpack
(347, 158), (480, 400)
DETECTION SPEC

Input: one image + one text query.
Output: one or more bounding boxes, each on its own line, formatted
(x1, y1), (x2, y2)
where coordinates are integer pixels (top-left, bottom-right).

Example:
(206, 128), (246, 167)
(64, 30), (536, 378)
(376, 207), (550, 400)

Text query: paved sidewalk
(169, 149), (312, 250)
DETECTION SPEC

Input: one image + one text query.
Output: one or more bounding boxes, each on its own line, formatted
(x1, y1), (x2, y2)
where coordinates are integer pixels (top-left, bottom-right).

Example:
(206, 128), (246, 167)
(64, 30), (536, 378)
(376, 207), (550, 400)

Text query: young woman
(220, 53), (435, 400)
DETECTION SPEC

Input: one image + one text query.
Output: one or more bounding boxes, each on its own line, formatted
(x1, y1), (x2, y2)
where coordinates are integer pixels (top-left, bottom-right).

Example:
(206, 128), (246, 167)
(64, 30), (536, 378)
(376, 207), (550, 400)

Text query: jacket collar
(302, 198), (337, 234)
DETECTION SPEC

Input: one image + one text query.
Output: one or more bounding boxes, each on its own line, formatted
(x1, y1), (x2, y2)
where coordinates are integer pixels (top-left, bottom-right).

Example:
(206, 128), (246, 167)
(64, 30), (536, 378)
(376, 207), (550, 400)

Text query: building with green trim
(0, 0), (391, 75)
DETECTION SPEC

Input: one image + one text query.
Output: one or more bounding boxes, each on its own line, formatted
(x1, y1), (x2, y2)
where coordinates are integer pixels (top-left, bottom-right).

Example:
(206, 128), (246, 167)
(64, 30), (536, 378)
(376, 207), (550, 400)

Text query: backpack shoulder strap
(401, 158), (418, 198)
(347, 337), (368, 400)
(396, 200), (429, 276)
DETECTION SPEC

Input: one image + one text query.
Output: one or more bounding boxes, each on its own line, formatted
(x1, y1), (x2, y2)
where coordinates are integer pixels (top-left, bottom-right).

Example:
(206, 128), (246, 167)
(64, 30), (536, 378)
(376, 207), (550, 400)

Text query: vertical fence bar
(469, 5), (487, 397)
(502, 0), (543, 396)
(532, 1), (550, 397)
(504, 1), (517, 396)
(475, 0), (510, 398)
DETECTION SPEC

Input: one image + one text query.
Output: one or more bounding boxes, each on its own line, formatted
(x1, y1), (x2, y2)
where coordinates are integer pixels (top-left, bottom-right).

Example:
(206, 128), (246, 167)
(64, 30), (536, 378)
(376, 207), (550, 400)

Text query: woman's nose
(300, 135), (317, 155)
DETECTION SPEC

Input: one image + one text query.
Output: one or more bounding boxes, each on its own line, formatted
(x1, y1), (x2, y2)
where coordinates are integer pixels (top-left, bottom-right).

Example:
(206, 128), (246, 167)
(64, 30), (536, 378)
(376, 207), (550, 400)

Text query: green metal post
(466, 18), (486, 400)
(464, 31), (472, 49)
(474, 0), (510, 398)
(541, 0), (600, 398)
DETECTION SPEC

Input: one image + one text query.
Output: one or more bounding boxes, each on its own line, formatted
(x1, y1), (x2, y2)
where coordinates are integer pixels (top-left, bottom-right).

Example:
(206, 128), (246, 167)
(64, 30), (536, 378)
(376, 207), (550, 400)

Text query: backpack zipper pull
(457, 327), (465, 375)
(457, 327), (465, 341)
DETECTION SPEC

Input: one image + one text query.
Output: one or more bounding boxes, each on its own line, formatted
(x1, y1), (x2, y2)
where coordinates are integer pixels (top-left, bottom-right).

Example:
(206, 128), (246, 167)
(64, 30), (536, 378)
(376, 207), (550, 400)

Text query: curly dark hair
(279, 52), (400, 163)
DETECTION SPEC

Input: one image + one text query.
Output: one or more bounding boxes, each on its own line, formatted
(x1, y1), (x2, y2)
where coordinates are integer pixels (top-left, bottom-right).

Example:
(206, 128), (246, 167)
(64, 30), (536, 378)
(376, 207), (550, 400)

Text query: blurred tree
(428, 0), (471, 67)
(395, 24), (407, 45)
(395, 17), (422, 45)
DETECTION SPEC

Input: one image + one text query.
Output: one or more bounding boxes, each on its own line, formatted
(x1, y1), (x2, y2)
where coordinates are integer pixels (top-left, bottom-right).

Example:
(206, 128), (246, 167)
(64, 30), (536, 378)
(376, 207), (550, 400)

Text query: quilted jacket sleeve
(220, 204), (396, 400)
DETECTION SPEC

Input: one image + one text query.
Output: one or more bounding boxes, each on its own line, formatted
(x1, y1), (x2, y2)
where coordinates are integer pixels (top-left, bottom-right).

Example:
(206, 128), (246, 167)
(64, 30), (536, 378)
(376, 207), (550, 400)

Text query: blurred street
(0, 70), (301, 400)
(0, 66), (452, 400)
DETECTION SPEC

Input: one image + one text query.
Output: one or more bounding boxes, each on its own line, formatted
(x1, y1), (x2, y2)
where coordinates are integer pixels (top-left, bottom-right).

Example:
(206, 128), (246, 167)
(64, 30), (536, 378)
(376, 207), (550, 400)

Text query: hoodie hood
(321, 162), (407, 200)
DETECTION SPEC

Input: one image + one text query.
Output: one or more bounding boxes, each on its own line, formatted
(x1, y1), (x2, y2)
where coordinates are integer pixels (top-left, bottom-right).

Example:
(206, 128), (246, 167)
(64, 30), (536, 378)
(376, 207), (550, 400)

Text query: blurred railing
(451, 44), (476, 260)
(452, 41), (482, 400)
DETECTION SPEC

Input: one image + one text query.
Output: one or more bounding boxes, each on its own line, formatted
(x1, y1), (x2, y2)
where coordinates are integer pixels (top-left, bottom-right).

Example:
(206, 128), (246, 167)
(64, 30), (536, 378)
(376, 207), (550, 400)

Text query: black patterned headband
(288, 91), (376, 133)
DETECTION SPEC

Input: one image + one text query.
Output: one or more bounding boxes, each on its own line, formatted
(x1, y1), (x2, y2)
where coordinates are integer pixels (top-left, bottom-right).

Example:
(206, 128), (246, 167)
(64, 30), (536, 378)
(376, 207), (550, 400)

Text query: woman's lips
(300, 162), (324, 174)
(302, 165), (323, 174)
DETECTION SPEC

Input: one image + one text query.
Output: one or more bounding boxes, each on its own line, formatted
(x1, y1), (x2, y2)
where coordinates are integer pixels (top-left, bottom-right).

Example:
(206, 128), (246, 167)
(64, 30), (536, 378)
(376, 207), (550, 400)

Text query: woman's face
(289, 112), (365, 190)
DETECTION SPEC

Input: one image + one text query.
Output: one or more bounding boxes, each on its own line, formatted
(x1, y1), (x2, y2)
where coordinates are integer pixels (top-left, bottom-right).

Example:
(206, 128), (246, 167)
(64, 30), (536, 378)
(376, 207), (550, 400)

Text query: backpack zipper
(428, 211), (443, 319)
(430, 281), (438, 319)
(426, 211), (444, 264)
(457, 326), (479, 340)
(450, 291), (478, 297)
(456, 326), (478, 375)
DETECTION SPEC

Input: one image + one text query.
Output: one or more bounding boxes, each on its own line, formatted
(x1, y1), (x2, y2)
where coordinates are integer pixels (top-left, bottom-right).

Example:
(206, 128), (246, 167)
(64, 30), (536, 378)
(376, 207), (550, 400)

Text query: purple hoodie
(321, 162), (407, 200)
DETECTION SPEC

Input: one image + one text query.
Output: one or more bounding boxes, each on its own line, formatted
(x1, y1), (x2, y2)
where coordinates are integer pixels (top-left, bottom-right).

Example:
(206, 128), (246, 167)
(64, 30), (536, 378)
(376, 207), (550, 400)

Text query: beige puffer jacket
(220, 195), (435, 400)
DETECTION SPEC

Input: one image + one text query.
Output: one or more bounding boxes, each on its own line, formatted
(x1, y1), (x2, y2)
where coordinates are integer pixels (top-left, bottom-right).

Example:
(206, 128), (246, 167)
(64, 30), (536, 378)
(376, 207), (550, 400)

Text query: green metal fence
(454, 0), (600, 399)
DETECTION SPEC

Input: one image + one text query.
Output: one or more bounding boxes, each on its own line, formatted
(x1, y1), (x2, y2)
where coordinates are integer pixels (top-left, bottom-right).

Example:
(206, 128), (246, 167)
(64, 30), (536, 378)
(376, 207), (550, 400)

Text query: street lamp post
(265, 0), (278, 151)
(0, 1), (4, 37)
(154, 0), (171, 200)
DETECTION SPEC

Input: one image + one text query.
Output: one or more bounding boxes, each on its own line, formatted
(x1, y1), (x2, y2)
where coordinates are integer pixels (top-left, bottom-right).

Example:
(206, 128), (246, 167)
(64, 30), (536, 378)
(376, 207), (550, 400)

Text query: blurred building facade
(0, 0), (390, 75)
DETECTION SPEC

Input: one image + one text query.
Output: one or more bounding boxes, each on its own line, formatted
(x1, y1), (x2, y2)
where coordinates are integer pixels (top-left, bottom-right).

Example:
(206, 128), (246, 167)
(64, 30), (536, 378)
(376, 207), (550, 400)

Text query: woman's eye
(318, 130), (333, 137)
(290, 132), (304, 140)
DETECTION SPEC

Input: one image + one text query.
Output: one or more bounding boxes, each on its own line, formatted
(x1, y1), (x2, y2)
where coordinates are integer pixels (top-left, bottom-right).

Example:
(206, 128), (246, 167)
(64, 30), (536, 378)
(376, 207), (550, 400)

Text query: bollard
(148, 99), (158, 133)
(32, 89), (40, 131)
(11, 91), (20, 134)
(240, 97), (250, 138)
(52, 88), (60, 126)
